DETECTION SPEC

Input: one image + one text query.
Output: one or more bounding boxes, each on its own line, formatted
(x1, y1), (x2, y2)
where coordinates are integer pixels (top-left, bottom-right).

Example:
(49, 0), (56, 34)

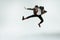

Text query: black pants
(25, 15), (44, 24)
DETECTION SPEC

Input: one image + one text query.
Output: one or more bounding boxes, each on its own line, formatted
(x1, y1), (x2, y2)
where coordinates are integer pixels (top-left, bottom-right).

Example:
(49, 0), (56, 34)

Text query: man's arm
(41, 10), (47, 15)
(24, 7), (34, 10)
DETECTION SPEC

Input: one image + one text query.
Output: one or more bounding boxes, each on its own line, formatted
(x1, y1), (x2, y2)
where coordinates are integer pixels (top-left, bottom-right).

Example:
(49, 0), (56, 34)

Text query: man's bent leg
(38, 15), (44, 27)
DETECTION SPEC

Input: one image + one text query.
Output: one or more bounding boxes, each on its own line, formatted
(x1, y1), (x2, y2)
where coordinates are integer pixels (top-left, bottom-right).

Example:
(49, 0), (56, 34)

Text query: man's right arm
(27, 8), (34, 10)
(24, 7), (34, 10)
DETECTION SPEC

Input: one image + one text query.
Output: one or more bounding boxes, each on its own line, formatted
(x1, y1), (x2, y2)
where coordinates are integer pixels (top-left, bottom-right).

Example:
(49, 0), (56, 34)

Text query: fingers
(24, 7), (27, 9)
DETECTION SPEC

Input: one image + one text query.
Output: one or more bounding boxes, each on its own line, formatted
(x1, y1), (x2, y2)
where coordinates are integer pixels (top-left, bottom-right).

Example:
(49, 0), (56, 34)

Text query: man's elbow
(44, 10), (47, 13)
(41, 10), (47, 15)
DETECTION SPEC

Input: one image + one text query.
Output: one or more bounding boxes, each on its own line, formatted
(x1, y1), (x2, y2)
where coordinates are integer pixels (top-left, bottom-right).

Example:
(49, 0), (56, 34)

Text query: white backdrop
(0, 0), (60, 40)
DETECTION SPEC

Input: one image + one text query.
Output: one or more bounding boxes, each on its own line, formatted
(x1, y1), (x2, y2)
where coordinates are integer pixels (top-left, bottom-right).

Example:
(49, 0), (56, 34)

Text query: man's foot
(38, 24), (41, 27)
(22, 16), (24, 20)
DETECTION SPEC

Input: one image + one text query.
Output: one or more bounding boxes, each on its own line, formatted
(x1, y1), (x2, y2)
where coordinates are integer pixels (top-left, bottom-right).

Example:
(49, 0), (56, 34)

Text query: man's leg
(38, 15), (44, 27)
(22, 15), (37, 20)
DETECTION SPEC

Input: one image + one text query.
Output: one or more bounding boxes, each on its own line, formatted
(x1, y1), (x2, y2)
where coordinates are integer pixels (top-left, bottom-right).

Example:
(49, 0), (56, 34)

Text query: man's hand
(24, 7), (27, 9)
(24, 7), (33, 10)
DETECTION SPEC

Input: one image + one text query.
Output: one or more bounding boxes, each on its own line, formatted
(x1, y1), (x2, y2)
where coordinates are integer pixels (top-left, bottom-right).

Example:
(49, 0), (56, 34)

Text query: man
(22, 5), (47, 27)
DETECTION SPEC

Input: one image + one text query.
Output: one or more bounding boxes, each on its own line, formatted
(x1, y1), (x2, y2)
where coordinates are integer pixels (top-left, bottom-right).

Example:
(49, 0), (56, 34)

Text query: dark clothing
(26, 6), (45, 24)
(25, 15), (43, 24)
(27, 6), (47, 15)
(27, 8), (38, 15)
(23, 6), (47, 27)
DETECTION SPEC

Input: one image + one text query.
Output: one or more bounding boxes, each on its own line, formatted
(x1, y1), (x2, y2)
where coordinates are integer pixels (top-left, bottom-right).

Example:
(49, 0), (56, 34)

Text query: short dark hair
(35, 5), (38, 7)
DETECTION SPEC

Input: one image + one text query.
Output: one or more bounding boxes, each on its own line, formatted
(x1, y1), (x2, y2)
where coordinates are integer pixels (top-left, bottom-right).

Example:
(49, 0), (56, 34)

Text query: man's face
(35, 7), (38, 10)
(35, 5), (38, 8)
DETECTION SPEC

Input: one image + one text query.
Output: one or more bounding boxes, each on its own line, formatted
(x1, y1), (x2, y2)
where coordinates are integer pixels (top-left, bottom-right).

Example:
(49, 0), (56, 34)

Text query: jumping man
(22, 5), (47, 27)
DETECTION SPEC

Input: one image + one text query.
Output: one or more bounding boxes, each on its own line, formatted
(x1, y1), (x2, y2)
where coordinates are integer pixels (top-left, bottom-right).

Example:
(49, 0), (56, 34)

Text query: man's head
(35, 5), (38, 8)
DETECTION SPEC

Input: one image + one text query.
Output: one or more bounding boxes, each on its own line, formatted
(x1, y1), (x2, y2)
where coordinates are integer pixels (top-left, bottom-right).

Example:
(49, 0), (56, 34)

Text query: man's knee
(41, 19), (44, 23)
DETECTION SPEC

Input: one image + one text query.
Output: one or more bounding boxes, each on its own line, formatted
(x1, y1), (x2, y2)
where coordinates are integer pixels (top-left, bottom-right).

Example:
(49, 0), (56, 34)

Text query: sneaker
(22, 16), (24, 20)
